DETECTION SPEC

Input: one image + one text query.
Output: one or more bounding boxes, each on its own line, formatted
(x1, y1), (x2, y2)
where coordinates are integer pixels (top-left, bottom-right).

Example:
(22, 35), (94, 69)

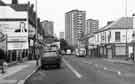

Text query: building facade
(65, 10), (86, 46)
(59, 32), (64, 39)
(87, 17), (134, 59)
(41, 20), (54, 36)
(0, 0), (43, 62)
(85, 19), (99, 35)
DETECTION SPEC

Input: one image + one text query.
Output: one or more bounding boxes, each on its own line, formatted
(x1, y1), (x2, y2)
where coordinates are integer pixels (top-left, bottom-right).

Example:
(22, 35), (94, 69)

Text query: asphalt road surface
(25, 55), (135, 84)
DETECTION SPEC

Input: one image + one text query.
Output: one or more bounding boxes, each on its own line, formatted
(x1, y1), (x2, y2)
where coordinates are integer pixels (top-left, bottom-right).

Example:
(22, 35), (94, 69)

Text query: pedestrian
(35, 47), (39, 66)
(0, 49), (6, 73)
(131, 53), (134, 61)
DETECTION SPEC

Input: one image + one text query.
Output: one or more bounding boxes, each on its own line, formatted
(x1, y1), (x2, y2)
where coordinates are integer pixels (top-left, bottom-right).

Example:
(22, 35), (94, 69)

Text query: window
(43, 51), (57, 57)
(115, 32), (120, 42)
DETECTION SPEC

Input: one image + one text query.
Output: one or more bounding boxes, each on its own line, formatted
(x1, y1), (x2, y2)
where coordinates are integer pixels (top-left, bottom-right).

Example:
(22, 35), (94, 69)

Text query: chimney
(133, 13), (135, 29)
(12, 0), (18, 4)
(107, 21), (114, 25)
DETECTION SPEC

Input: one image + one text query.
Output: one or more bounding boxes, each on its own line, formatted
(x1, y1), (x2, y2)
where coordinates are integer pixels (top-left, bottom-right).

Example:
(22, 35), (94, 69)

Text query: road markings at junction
(81, 60), (122, 76)
(82, 60), (122, 76)
(103, 67), (122, 75)
(63, 58), (82, 79)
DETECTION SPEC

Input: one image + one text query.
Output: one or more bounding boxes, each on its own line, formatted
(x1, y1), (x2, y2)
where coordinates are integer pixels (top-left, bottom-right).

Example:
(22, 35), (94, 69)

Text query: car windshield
(43, 51), (57, 57)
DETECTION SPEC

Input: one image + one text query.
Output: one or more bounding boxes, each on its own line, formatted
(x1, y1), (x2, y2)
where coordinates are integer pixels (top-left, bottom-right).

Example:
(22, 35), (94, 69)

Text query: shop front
(106, 44), (113, 59)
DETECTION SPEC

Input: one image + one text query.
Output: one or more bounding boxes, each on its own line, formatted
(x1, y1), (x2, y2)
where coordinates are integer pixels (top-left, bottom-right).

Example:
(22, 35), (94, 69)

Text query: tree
(12, 0), (18, 4)
(60, 39), (68, 51)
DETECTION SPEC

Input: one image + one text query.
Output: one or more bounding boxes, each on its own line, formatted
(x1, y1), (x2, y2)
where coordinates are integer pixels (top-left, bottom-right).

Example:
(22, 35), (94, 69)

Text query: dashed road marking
(63, 58), (82, 79)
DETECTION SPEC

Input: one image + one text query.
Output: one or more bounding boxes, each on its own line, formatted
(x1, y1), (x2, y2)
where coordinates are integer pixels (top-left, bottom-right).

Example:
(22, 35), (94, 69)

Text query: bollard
(1, 62), (7, 74)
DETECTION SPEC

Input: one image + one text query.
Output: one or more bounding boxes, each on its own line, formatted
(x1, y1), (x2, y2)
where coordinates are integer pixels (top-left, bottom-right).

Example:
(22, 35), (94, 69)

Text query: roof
(110, 17), (133, 29)
(66, 9), (85, 14)
(82, 17), (133, 39)
(80, 33), (94, 41)
(9, 4), (29, 11)
(96, 17), (133, 33)
(0, 0), (28, 11)
(0, 0), (6, 5)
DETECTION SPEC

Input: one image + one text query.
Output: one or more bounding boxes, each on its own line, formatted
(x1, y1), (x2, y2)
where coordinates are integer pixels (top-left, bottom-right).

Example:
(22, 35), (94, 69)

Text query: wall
(110, 29), (133, 43)
(0, 6), (27, 18)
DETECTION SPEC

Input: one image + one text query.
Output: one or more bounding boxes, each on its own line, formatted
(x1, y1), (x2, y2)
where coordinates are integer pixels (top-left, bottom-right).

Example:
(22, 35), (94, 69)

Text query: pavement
(104, 58), (134, 64)
(0, 60), (39, 84)
(25, 55), (135, 84)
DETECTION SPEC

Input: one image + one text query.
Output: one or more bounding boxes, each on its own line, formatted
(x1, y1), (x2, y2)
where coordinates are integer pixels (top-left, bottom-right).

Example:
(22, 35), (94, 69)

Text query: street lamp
(35, 0), (39, 66)
(132, 13), (135, 61)
(125, 0), (128, 57)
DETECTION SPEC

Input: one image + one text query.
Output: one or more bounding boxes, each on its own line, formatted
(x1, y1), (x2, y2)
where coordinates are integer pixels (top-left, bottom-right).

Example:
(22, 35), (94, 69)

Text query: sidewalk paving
(103, 58), (134, 64)
(0, 60), (39, 84)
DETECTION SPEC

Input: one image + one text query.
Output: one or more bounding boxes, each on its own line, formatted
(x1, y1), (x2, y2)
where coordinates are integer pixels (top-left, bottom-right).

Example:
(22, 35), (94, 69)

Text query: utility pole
(132, 14), (135, 61)
(125, 0), (127, 17)
(35, 0), (39, 66)
(125, 0), (128, 58)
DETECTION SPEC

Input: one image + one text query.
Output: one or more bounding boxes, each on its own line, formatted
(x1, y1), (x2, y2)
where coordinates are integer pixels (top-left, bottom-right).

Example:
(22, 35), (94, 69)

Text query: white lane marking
(82, 61), (92, 65)
(63, 59), (82, 79)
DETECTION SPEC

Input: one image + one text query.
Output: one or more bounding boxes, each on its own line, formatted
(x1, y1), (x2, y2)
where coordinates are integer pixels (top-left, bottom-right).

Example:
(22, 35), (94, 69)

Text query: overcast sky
(3, 0), (135, 37)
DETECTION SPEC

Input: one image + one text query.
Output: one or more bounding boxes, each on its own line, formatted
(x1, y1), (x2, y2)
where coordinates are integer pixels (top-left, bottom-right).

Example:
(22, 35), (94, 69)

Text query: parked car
(75, 48), (86, 57)
(66, 49), (71, 55)
(41, 50), (62, 69)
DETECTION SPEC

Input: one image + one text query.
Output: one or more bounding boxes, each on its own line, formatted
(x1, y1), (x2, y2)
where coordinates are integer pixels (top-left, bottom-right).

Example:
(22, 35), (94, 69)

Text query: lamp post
(35, 0), (39, 66)
(125, 0), (128, 58)
(132, 13), (135, 61)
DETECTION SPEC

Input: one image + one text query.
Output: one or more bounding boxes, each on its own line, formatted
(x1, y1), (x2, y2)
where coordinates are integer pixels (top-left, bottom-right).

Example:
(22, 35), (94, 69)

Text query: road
(25, 55), (135, 84)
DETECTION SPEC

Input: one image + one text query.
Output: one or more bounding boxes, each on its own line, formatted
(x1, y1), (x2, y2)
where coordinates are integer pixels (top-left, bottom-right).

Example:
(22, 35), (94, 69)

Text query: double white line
(63, 59), (82, 79)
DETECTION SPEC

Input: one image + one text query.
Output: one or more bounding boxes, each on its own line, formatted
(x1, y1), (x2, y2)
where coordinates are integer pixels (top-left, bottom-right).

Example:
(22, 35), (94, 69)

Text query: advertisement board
(0, 21), (28, 50)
